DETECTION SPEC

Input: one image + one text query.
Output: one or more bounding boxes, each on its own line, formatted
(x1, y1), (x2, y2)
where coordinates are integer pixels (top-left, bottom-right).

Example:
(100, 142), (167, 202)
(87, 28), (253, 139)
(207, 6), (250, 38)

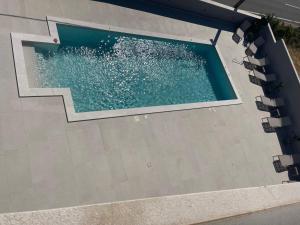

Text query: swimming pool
(33, 24), (236, 113)
(12, 17), (240, 121)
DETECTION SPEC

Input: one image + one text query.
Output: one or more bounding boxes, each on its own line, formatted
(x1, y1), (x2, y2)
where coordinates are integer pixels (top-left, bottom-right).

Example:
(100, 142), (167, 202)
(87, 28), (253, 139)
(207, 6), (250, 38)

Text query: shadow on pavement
(92, 0), (235, 31)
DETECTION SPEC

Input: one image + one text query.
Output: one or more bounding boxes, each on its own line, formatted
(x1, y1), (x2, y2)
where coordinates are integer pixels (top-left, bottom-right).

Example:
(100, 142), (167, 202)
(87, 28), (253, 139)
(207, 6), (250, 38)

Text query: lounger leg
(232, 34), (241, 44)
(262, 122), (275, 133)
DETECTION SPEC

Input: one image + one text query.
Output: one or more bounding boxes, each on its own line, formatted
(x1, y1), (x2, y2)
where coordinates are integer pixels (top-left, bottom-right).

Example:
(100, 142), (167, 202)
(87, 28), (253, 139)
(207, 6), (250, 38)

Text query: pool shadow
(92, 0), (235, 31)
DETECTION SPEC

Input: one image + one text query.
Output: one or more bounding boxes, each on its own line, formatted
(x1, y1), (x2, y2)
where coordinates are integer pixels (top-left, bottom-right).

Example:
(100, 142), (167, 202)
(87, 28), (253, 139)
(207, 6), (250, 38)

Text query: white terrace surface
(0, 0), (287, 213)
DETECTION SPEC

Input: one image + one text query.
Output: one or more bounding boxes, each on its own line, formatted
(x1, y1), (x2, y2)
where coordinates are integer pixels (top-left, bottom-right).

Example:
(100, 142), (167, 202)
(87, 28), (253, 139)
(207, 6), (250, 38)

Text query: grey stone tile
(21, 99), (67, 141)
(58, 0), (93, 22)
(24, 0), (62, 20)
(0, 34), (19, 81)
(28, 134), (78, 209)
(2, 148), (32, 196)
(0, 153), (11, 213)
(0, 0), (26, 16)
(0, 112), (27, 150)
(21, 97), (65, 114)
(8, 187), (37, 213)
(0, 16), (14, 34)
(97, 119), (131, 186)
(0, 15), (46, 34)
(66, 123), (105, 167)
(73, 161), (113, 205)
(0, 195), (10, 213)
(28, 134), (71, 185)
(25, 20), (49, 35)
(31, 176), (78, 210)
(0, 78), (22, 113)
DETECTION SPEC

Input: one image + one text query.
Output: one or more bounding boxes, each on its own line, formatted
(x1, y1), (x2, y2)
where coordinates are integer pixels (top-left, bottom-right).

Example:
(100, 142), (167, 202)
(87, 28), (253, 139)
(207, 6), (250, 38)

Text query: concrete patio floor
(0, 0), (288, 213)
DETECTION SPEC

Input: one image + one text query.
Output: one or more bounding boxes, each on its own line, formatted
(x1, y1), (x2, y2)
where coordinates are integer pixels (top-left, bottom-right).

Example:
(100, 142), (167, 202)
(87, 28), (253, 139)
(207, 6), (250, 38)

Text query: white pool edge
(11, 16), (242, 122)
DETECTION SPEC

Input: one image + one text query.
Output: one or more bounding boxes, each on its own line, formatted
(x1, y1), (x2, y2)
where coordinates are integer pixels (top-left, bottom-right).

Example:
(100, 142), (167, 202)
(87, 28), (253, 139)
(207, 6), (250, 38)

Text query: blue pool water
(33, 24), (237, 113)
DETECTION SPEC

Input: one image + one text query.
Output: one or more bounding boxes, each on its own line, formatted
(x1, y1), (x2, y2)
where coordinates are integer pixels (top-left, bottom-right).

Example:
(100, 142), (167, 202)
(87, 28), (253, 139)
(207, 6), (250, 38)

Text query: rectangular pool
(32, 24), (237, 114)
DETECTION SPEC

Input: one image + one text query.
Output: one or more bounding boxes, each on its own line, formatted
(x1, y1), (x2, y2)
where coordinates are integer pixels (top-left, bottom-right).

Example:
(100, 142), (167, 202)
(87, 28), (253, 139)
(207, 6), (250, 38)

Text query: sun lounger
(273, 154), (300, 180)
(248, 56), (269, 67)
(262, 116), (291, 132)
(273, 154), (300, 173)
(244, 56), (269, 70)
(245, 37), (265, 56)
(255, 96), (284, 108)
(255, 96), (284, 112)
(273, 154), (300, 168)
(252, 69), (276, 82)
(263, 116), (291, 128)
(232, 20), (251, 44)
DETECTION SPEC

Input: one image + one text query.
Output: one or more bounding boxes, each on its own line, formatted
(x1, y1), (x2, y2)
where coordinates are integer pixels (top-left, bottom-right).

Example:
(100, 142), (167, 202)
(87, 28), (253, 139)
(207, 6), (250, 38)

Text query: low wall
(196, 202), (300, 225)
(1, 183), (300, 225)
(150, 0), (260, 25)
(261, 25), (300, 152)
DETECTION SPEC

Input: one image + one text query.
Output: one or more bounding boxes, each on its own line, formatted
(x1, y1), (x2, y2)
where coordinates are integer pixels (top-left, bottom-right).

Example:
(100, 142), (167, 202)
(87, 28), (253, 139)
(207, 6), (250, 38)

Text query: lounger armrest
(255, 96), (262, 101)
(272, 155), (280, 161)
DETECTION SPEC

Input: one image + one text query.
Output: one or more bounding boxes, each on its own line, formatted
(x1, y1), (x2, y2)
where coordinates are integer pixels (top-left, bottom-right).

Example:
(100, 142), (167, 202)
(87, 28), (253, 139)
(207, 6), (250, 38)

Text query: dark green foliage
(264, 15), (300, 48)
(245, 15), (300, 48)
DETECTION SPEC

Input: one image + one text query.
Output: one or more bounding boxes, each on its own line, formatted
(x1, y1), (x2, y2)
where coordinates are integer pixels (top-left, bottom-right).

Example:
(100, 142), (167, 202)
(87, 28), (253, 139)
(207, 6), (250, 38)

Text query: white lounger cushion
(260, 96), (284, 107)
(247, 43), (258, 54)
(268, 117), (291, 128)
(253, 69), (276, 82)
(234, 20), (251, 39)
(248, 57), (269, 67)
(236, 28), (244, 39)
(246, 37), (265, 55)
(278, 154), (300, 167)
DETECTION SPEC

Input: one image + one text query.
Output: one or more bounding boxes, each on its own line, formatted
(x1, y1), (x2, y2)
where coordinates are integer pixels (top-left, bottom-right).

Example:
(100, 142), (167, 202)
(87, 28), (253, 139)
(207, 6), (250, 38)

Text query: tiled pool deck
(0, 0), (288, 213)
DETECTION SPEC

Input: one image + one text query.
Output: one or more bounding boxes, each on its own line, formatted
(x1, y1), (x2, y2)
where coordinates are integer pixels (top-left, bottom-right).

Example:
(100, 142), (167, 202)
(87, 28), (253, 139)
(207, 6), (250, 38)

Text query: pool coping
(11, 16), (242, 122)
